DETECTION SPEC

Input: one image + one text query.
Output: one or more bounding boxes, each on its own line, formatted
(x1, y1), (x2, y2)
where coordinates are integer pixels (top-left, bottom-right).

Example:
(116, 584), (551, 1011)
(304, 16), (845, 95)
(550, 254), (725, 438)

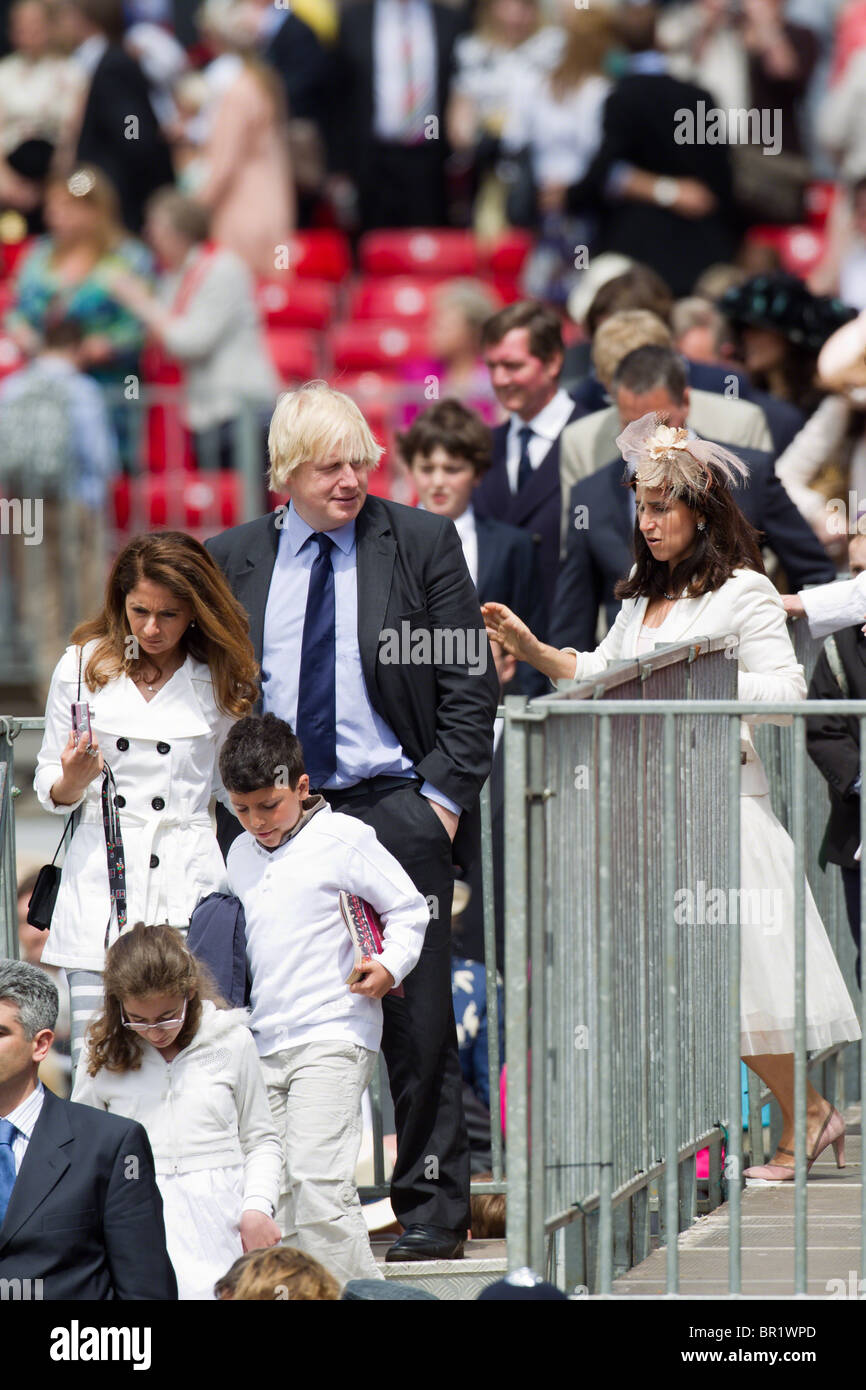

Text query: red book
(339, 891), (404, 998)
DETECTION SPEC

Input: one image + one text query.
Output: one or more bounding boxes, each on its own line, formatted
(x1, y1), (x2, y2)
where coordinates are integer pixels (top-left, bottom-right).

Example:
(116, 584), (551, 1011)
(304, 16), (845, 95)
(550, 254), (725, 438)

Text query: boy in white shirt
(220, 713), (428, 1287)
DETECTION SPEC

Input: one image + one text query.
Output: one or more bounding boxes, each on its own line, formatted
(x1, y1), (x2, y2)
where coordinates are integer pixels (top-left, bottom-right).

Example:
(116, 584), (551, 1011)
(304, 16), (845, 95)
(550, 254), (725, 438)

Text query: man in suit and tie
(63, 0), (174, 233)
(474, 301), (586, 622)
(550, 345), (836, 652)
(329, 0), (465, 231)
(206, 383), (498, 1262)
(0, 960), (177, 1300)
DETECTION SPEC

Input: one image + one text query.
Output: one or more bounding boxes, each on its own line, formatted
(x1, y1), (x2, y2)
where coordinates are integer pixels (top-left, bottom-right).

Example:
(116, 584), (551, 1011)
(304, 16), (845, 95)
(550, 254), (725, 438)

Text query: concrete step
(372, 1236), (507, 1300)
(612, 1105), (862, 1296)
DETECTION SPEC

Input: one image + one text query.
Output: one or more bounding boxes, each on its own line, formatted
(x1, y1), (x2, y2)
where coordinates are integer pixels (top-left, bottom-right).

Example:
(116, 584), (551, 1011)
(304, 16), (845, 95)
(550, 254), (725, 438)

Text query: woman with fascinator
(482, 412), (860, 1184)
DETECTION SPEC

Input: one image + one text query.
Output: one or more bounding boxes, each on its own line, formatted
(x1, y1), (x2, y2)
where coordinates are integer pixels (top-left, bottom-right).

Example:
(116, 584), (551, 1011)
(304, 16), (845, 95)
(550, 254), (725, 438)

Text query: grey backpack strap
(824, 635), (850, 699)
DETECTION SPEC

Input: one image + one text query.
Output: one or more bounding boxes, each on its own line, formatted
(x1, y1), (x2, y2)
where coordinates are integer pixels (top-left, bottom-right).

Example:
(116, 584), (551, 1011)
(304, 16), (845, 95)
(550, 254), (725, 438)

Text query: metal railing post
(504, 696), (530, 1271)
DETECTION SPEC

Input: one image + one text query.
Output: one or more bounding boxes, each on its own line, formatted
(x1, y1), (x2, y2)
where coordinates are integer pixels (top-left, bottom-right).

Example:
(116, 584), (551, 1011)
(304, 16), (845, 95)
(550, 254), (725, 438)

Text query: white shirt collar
(2, 1081), (44, 1137)
(451, 504), (476, 543)
(284, 501), (357, 558)
(510, 387), (574, 443)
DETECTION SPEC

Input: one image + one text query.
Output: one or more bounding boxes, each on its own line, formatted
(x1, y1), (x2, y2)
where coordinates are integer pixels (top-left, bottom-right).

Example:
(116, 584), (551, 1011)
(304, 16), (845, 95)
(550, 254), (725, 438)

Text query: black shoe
(385, 1225), (466, 1262)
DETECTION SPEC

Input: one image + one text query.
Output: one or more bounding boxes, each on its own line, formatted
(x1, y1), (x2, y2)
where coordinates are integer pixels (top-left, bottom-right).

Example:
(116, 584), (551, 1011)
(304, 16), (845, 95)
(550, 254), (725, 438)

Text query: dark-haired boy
(220, 713), (428, 1286)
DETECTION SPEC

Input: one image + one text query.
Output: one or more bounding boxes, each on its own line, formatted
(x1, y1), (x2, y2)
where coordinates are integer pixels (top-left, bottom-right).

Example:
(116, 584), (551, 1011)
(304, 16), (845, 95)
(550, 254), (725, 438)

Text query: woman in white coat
(483, 414), (861, 1184)
(34, 531), (258, 1067)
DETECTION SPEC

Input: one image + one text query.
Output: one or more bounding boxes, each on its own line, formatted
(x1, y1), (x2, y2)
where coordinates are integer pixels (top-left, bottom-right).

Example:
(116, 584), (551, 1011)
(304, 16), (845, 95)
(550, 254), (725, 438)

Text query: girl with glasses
(72, 923), (282, 1299)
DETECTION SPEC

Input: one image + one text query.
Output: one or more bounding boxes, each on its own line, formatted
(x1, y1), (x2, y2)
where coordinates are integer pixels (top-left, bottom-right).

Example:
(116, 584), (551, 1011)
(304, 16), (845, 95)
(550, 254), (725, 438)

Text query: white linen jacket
(72, 1002), (282, 1213)
(35, 641), (235, 971)
(563, 568), (807, 797)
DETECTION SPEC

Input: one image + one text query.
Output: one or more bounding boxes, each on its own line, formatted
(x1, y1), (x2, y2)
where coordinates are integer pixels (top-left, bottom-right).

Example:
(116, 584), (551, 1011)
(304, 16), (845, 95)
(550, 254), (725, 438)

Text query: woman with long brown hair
(483, 413), (860, 1183)
(34, 530), (259, 1068)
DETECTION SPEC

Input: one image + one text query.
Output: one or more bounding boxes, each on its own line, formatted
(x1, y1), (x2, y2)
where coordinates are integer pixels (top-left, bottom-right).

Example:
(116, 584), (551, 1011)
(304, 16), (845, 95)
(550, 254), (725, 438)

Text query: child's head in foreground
(214, 1245), (341, 1300)
(219, 713), (310, 849)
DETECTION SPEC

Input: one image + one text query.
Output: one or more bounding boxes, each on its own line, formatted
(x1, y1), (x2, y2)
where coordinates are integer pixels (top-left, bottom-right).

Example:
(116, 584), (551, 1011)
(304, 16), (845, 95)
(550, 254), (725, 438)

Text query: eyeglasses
(121, 998), (188, 1032)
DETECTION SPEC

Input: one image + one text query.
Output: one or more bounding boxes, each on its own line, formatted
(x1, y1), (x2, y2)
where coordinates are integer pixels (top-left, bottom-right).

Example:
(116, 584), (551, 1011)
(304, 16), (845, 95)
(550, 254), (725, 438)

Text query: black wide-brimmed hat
(719, 273), (856, 353)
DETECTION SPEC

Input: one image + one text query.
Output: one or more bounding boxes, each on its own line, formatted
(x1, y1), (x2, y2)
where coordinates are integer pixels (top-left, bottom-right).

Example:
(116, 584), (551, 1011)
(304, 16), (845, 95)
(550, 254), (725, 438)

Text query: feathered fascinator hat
(615, 413), (750, 498)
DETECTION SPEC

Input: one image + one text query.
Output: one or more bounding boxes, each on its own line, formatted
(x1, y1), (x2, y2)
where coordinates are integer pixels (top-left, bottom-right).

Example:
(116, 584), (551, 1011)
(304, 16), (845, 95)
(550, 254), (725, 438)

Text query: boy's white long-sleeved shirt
(72, 1001), (281, 1214)
(226, 799), (429, 1056)
(801, 570), (866, 639)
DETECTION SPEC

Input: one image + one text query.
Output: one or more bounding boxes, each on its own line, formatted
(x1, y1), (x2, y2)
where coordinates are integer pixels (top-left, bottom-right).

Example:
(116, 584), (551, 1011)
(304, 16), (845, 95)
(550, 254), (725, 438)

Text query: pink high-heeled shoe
(743, 1107), (846, 1184)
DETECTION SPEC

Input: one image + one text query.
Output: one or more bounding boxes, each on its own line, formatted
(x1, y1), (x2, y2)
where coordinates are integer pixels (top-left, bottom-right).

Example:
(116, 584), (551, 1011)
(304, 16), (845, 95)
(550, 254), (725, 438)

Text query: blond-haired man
(206, 383), (498, 1262)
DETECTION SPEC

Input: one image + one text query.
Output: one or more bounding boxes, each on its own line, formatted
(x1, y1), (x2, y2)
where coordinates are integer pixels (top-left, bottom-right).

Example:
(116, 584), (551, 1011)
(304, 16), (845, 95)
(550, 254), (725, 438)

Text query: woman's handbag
(26, 650), (84, 931)
(26, 817), (75, 930)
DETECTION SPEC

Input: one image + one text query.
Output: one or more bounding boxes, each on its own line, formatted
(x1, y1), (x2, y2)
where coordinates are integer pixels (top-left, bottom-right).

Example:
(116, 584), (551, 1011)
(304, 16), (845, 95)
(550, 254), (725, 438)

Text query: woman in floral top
(6, 165), (153, 388)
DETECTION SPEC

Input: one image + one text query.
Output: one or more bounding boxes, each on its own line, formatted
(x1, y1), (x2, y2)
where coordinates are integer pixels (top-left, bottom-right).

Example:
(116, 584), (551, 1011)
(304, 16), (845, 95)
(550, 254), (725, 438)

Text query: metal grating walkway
(612, 1106), (863, 1297)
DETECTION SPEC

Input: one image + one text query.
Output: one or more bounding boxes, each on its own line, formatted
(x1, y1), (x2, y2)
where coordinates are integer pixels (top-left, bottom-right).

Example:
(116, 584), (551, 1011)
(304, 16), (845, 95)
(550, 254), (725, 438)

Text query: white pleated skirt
(739, 793), (861, 1055)
(158, 1165), (244, 1301)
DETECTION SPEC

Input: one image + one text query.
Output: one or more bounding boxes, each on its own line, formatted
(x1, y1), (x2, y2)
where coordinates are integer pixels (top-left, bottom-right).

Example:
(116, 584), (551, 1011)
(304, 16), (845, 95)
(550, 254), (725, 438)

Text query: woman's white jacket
(565, 568), (807, 797)
(72, 1001), (282, 1213)
(35, 640), (235, 971)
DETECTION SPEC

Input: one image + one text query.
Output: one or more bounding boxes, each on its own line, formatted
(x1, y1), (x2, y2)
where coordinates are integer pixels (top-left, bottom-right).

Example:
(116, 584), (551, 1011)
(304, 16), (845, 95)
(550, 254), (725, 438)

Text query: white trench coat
(35, 641), (236, 972)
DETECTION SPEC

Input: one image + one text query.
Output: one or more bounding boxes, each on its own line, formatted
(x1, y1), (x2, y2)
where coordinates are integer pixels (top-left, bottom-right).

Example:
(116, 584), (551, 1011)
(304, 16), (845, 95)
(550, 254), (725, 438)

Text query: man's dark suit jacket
(807, 628), (866, 870)
(474, 511), (546, 697)
(453, 737), (503, 971)
(206, 497), (499, 869)
(472, 402), (586, 621)
(549, 446), (836, 652)
(328, 0), (464, 174)
(76, 45), (174, 233)
(565, 72), (737, 297)
(265, 11), (332, 129)
(0, 1087), (177, 1300)
(474, 512), (543, 626)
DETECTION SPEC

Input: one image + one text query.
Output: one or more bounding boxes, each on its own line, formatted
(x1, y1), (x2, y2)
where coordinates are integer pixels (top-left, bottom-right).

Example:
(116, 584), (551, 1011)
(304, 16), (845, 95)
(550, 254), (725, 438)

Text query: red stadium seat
(777, 226), (828, 277)
(140, 343), (183, 384)
(347, 277), (441, 322)
(113, 472), (241, 530)
(0, 236), (32, 279)
(257, 277), (336, 330)
(359, 229), (479, 277)
(805, 181), (838, 231)
(287, 230), (352, 282)
(332, 369), (398, 399)
(267, 328), (319, 381)
(484, 229), (533, 277)
(330, 322), (429, 372)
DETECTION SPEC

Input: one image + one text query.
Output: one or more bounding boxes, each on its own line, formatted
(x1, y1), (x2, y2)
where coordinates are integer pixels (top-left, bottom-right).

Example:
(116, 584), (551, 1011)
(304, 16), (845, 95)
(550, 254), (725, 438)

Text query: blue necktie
(516, 425), (534, 492)
(0, 1118), (17, 1226)
(295, 532), (337, 788)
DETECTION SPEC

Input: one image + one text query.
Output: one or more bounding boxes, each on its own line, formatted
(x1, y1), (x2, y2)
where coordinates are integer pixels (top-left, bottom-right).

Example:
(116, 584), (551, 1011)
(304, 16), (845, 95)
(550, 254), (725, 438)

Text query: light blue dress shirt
(262, 502), (460, 814)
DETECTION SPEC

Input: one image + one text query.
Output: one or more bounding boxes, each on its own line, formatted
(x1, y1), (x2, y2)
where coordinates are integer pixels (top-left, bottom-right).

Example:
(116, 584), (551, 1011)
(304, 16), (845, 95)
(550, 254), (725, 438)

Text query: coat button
(150, 854), (159, 868)
(156, 742), (171, 754)
(115, 794), (126, 808)
(151, 796), (165, 811)
(116, 737), (129, 751)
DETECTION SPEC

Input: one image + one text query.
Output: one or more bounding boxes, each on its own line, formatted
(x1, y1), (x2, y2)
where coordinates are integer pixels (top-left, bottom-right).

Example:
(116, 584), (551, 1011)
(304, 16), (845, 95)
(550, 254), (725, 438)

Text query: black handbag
(26, 650), (83, 931)
(26, 818), (75, 930)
